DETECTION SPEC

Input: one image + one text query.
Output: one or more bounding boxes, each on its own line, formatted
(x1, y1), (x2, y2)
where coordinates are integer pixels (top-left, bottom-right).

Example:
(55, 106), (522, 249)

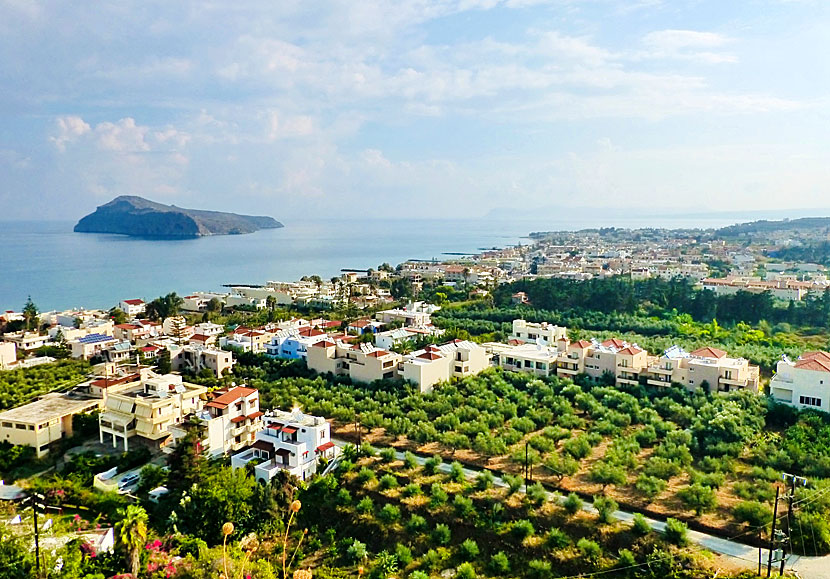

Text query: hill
(716, 216), (830, 237)
(74, 195), (283, 238)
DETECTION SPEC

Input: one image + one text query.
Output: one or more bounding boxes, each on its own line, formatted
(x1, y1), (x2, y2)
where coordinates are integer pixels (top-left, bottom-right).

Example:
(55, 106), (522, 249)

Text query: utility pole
(758, 526), (763, 577)
(780, 473), (808, 575)
(524, 441), (530, 491)
(767, 486), (779, 578)
(23, 492), (45, 578)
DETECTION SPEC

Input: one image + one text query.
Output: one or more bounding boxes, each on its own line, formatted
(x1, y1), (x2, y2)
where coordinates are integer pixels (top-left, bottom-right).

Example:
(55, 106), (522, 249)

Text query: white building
(770, 351), (830, 412)
(118, 299), (146, 317)
(70, 333), (119, 360)
(0, 342), (16, 370)
(510, 319), (568, 345)
(487, 341), (559, 377)
(231, 408), (337, 483)
(400, 340), (491, 393)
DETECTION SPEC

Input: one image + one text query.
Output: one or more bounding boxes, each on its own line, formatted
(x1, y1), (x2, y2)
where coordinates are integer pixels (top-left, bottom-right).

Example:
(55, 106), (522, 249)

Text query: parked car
(118, 473), (140, 489)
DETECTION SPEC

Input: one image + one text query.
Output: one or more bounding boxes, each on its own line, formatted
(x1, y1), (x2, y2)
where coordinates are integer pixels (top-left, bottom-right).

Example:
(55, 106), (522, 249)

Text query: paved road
(333, 439), (828, 578)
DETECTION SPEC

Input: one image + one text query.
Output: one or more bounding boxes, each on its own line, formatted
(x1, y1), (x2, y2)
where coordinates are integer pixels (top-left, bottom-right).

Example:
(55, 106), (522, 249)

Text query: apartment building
(98, 373), (207, 451)
(3, 331), (51, 352)
(231, 408), (337, 482)
(118, 299), (146, 317)
(375, 302), (438, 327)
(0, 393), (102, 457)
(553, 338), (651, 387)
(170, 344), (235, 378)
(220, 326), (272, 353)
(374, 327), (439, 351)
(645, 345), (760, 393)
(701, 277), (829, 301)
(167, 386), (263, 456)
(70, 333), (119, 360)
(770, 351), (830, 412)
(510, 319), (568, 345)
(487, 342), (559, 378)
(307, 341), (402, 383)
(400, 340), (491, 393)
(264, 327), (328, 359)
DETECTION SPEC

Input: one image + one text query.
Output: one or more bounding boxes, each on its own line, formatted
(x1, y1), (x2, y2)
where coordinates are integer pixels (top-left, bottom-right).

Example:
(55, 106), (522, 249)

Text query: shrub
(403, 451), (418, 470)
(543, 453), (579, 480)
(564, 492), (583, 515)
(421, 549), (440, 571)
(476, 469), (495, 490)
(593, 495), (618, 524)
(545, 527), (570, 549)
(336, 488), (352, 505)
(459, 538), (479, 560)
(690, 470), (725, 489)
(432, 523), (451, 545)
(456, 562), (476, 579)
(526, 482), (547, 506)
(503, 473), (524, 495)
(563, 435), (592, 459)
(356, 497), (374, 515)
(449, 461), (466, 483)
(632, 513), (651, 536)
(347, 539), (367, 561)
(577, 538), (602, 563)
(510, 519), (535, 540)
(430, 483), (448, 507)
(453, 494), (476, 518)
(678, 483), (718, 515)
(734, 501), (774, 528)
(664, 518), (688, 546)
(357, 467), (376, 484)
(379, 503), (401, 523)
(359, 443), (377, 457)
(378, 474), (399, 490)
(380, 447), (397, 462)
(489, 551), (510, 574)
(403, 483), (422, 497)
(409, 573), (429, 579)
(395, 543), (413, 566)
(373, 550), (399, 576)
(424, 454), (442, 475)
(635, 474), (667, 499)
(407, 514), (428, 533)
(643, 457), (681, 480)
(528, 559), (552, 579)
(589, 461), (627, 489)
(733, 480), (776, 502)
(635, 424), (657, 446)
(617, 549), (636, 568)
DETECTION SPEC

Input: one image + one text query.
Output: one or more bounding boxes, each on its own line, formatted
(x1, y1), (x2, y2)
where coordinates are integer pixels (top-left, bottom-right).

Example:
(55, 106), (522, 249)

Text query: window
(15, 424), (26, 430)
(799, 396), (822, 407)
(1, 422), (12, 428)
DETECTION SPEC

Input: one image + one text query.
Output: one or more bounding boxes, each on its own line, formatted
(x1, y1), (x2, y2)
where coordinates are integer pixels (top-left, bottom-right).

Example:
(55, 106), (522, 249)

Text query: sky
(0, 0), (828, 221)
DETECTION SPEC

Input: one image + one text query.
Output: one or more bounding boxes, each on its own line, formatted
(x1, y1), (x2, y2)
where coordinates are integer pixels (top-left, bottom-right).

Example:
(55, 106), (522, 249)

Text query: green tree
(166, 417), (208, 495)
(22, 296), (39, 331)
(156, 347), (172, 374)
(116, 504), (148, 578)
(109, 307), (128, 325)
(678, 483), (718, 516)
(664, 518), (688, 546)
(589, 461), (627, 490)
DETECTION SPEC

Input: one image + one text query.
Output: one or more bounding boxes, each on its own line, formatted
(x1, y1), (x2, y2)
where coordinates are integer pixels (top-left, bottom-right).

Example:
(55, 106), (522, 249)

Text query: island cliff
(74, 196), (283, 238)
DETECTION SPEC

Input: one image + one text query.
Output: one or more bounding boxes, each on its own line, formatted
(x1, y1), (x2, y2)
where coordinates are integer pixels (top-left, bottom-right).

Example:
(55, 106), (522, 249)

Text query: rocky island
(74, 195), (283, 238)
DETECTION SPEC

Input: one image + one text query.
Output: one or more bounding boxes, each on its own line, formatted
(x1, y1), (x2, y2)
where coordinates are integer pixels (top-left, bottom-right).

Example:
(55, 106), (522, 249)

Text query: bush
(593, 495), (618, 524)
(424, 454), (442, 475)
(378, 474), (399, 490)
(635, 474), (667, 499)
(409, 573), (428, 579)
(432, 523), (451, 545)
(407, 514), (428, 533)
(528, 559), (552, 579)
(564, 492), (583, 515)
(589, 461), (627, 489)
(430, 483), (448, 507)
(577, 538), (602, 563)
(357, 467), (376, 484)
(510, 519), (535, 540)
(359, 443), (377, 457)
(395, 543), (413, 566)
(347, 539), (368, 561)
(455, 562), (476, 579)
(643, 457), (681, 480)
(356, 497), (374, 515)
(403, 483), (422, 497)
(664, 518), (688, 546)
(380, 447), (397, 462)
(421, 549), (440, 571)
(563, 435), (592, 459)
(476, 469), (495, 490)
(449, 461), (465, 483)
(526, 482), (547, 506)
(403, 451), (419, 470)
(453, 494), (476, 518)
(459, 538), (479, 560)
(617, 548), (636, 568)
(734, 501), (774, 528)
(379, 503), (401, 523)
(503, 473), (524, 495)
(337, 488), (352, 505)
(632, 513), (651, 536)
(678, 483), (718, 515)
(489, 551), (510, 574)
(545, 527), (570, 549)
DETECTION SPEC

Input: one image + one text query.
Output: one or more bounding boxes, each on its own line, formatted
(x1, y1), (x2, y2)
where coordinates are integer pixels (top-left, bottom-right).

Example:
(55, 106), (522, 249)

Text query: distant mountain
(716, 217), (830, 237)
(74, 196), (283, 238)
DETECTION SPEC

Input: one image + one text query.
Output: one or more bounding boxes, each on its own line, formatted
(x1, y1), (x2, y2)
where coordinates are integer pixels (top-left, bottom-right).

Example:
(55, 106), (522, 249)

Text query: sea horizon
(0, 215), (761, 313)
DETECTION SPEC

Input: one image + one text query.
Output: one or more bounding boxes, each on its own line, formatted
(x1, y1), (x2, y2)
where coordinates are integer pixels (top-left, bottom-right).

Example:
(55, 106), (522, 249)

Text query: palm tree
(116, 504), (148, 577)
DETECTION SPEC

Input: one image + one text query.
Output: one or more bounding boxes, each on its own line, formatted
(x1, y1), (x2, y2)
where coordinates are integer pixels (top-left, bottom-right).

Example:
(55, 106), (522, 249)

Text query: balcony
(646, 378), (671, 387)
(718, 376), (748, 387)
(617, 376), (639, 386)
(557, 366), (578, 375)
(647, 366), (673, 375)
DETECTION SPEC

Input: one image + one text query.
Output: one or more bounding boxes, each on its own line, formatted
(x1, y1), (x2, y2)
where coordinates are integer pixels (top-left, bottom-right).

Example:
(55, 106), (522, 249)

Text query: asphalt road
(333, 438), (828, 578)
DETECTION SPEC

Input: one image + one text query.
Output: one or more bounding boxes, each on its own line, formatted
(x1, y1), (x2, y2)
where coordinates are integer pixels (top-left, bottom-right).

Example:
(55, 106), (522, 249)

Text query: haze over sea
(1, 216), (749, 312)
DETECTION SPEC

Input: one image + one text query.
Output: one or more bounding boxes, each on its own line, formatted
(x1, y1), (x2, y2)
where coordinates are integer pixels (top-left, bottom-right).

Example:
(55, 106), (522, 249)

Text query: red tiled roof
(691, 347), (728, 359)
(115, 324), (140, 330)
(418, 352), (442, 360)
(123, 299), (144, 305)
(248, 411), (264, 419)
(313, 340), (336, 348)
(602, 338), (626, 349)
(230, 415), (247, 424)
(367, 350), (390, 358)
(795, 351), (830, 372)
(571, 340), (592, 348)
(281, 426), (297, 434)
(298, 328), (325, 337)
(209, 386), (257, 408)
(316, 441), (335, 452)
(141, 346), (159, 352)
(190, 334), (213, 341)
(617, 346), (643, 356)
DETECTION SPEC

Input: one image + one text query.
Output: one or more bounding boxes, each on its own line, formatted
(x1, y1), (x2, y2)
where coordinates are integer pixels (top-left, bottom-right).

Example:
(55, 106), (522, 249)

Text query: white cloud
(49, 116), (91, 152)
(639, 29), (737, 64)
(95, 118), (150, 152)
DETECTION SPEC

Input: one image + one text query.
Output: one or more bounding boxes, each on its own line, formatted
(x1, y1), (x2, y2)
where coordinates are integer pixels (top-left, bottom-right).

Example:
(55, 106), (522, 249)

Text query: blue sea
(0, 216), (743, 312)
